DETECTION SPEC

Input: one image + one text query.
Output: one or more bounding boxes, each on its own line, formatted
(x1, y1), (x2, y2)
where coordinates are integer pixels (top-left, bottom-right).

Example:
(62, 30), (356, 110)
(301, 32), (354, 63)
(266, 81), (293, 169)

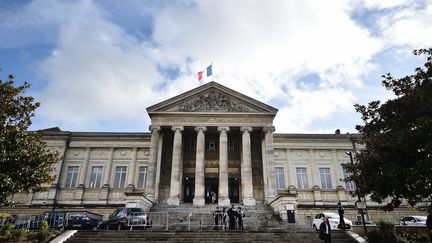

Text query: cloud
(4, 0), (430, 133)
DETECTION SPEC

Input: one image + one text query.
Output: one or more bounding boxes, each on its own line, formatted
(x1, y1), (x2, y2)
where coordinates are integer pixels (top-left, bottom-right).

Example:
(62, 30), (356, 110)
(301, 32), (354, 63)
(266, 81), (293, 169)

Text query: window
(229, 140), (239, 151)
(342, 168), (356, 190)
(206, 140), (217, 151)
(319, 168), (332, 189)
(185, 140), (196, 151)
(138, 166), (148, 189)
(65, 166), (79, 188)
(114, 166), (127, 188)
(275, 167), (286, 189)
(296, 167), (308, 189)
(89, 166), (103, 188)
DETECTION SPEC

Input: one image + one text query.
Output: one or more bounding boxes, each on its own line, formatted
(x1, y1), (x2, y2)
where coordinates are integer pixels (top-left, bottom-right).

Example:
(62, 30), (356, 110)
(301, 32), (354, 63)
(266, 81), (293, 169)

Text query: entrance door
(228, 178), (240, 203)
(205, 178), (218, 204)
(183, 177), (195, 203)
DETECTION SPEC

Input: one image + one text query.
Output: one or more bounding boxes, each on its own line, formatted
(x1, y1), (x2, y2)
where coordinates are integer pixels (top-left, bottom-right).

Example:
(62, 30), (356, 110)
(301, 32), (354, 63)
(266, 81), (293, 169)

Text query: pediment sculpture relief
(179, 91), (251, 112)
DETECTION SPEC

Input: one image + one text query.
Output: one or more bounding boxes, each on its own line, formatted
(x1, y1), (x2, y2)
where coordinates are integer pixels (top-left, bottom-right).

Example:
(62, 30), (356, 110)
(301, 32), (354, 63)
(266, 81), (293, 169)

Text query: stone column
(167, 126), (184, 206)
(218, 127), (230, 206)
(145, 125), (161, 201)
(154, 133), (164, 201)
(127, 148), (138, 189)
(103, 148), (115, 187)
(241, 127), (256, 206)
(78, 147), (91, 187)
(264, 126), (277, 201)
(193, 126), (207, 206)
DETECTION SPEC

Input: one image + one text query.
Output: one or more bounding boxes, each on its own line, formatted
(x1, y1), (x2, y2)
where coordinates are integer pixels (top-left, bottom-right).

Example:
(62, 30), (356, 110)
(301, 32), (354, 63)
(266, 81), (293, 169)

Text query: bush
(366, 228), (384, 243)
(377, 219), (395, 237)
(12, 228), (27, 242)
(0, 222), (14, 241)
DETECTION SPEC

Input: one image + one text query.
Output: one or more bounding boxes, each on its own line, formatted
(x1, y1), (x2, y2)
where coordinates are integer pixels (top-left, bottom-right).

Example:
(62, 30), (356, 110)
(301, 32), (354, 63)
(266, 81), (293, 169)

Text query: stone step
(66, 230), (354, 243)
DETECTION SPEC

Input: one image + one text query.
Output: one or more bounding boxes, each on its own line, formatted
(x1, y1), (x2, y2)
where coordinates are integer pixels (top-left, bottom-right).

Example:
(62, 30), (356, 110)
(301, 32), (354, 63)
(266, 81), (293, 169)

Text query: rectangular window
(228, 140), (239, 151)
(319, 168), (332, 189)
(89, 166), (103, 188)
(186, 140), (196, 151)
(275, 167), (286, 189)
(114, 166), (127, 188)
(138, 166), (148, 189)
(296, 167), (308, 189)
(65, 166), (79, 188)
(206, 140), (217, 151)
(342, 168), (356, 190)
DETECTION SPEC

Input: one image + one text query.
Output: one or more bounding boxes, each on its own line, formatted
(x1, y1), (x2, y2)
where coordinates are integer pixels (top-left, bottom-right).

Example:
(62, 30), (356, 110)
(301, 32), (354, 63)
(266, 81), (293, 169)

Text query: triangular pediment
(147, 82), (278, 115)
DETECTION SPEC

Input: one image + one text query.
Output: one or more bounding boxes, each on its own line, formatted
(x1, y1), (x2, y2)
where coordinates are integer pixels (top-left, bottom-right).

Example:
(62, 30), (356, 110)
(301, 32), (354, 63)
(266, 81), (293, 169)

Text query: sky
(1, 0), (431, 134)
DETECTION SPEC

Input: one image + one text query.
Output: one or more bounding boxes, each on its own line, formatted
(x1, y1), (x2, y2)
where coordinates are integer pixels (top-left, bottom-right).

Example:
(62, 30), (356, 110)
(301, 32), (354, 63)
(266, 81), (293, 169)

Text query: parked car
(65, 211), (103, 229)
(312, 212), (353, 231)
(399, 216), (427, 226)
(98, 207), (149, 230)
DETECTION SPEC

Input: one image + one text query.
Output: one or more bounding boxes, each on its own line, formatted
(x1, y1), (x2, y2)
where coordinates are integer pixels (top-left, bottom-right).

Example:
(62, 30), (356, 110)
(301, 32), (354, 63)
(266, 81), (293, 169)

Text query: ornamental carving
(179, 91), (251, 112)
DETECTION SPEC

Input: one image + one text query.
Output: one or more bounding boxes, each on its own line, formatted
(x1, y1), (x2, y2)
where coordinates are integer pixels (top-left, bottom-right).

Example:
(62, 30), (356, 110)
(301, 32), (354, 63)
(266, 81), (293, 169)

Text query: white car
(399, 216), (427, 226)
(312, 212), (353, 231)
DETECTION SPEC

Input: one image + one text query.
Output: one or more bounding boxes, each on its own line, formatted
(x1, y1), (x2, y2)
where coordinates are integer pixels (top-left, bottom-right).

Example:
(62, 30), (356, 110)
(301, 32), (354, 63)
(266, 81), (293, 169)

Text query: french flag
(197, 64), (212, 81)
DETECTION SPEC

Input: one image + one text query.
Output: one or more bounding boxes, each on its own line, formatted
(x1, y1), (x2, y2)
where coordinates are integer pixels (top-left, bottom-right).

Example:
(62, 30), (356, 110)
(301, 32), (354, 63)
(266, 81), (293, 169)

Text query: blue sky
(1, 0), (431, 133)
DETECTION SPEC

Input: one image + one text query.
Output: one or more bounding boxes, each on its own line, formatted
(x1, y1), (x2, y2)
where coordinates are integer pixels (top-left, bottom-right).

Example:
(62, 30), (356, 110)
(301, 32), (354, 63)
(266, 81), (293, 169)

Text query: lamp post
(345, 151), (367, 233)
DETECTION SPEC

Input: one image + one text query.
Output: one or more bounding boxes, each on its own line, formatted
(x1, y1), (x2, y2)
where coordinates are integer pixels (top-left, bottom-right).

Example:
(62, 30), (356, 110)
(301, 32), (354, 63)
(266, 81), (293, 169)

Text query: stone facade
(4, 82), (424, 224)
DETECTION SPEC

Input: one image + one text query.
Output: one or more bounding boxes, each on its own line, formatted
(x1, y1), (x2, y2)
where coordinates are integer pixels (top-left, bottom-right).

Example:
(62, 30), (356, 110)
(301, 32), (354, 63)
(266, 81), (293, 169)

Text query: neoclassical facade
(7, 82), (417, 224)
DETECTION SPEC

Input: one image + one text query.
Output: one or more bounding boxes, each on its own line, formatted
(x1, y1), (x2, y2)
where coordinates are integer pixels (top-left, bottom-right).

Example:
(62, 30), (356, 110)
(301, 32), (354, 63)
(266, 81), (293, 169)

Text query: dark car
(99, 207), (149, 230)
(65, 211), (103, 230)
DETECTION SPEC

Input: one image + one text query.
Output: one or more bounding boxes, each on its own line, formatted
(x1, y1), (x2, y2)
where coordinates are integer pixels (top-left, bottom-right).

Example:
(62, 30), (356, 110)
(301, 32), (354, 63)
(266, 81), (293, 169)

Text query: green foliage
(366, 228), (385, 243)
(343, 48), (432, 211)
(0, 222), (14, 241)
(0, 72), (60, 205)
(376, 219), (395, 237)
(11, 227), (27, 242)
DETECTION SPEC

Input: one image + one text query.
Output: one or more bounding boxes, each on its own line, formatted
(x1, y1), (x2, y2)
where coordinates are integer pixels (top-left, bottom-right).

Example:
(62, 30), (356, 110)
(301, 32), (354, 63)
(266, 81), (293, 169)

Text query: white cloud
(379, 2), (432, 49)
(7, 0), (429, 132)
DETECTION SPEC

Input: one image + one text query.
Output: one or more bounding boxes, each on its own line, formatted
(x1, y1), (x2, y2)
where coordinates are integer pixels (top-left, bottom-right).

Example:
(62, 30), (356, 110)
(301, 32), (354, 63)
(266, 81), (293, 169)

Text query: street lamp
(345, 151), (367, 233)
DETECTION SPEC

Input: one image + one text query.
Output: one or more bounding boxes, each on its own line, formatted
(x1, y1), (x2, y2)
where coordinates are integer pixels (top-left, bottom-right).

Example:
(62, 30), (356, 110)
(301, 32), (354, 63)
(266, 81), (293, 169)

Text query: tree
(0, 72), (60, 206)
(344, 49), (432, 211)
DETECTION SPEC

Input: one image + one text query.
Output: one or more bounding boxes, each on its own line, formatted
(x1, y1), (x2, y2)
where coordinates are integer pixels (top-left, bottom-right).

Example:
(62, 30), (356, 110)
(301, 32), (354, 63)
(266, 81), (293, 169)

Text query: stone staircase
(65, 229), (355, 243)
(148, 203), (283, 231)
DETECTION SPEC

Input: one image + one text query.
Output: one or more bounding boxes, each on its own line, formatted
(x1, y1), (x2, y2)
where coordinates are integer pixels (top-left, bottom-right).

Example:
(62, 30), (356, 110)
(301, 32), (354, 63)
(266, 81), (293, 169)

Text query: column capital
(240, 127), (253, 133)
(172, 126), (184, 132)
(149, 125), (161, 132)
(194, 126), (207, 132)
(109, 147), (115, 152)
(132, 147), (138, 152)
(217, 126), (230, 132)
(263, 126), (275, 133)
(85, 147), (91, 152)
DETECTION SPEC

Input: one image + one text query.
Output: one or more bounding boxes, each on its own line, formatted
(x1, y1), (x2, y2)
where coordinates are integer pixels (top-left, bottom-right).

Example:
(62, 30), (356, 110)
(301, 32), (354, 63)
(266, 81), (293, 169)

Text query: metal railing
(128, 212), (243, 231)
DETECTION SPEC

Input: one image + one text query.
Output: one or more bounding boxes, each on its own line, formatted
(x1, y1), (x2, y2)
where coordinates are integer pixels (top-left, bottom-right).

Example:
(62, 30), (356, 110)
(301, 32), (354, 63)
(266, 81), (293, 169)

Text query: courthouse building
(8, 81), (417, 224)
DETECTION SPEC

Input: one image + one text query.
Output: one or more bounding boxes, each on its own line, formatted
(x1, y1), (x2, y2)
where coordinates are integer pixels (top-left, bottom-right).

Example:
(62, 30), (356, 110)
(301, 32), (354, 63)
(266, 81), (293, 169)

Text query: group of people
(213, 205), (245, 230)
(319, 202), (345, 243)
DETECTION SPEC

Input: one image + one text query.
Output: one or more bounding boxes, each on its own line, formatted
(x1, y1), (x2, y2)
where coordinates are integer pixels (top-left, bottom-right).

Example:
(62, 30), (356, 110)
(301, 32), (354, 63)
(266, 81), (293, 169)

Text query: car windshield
(415, 216), (427, 222)
(324, 213), (340, 219)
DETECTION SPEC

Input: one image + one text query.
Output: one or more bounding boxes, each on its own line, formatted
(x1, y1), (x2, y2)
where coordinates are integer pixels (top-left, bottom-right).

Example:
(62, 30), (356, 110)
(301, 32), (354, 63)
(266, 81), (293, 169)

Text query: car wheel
(313, 224), (318, 231)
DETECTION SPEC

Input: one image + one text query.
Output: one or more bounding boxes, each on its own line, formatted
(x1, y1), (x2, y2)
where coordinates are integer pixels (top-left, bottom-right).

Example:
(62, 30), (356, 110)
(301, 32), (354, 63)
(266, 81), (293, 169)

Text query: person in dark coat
(426, 210), (432, 240)
(319, 217), (332, 243)
(337, 202), (345, 231)
(227, 204), (238, 230)
(237, 207), (245, 230)
(213, 206), (221, 230)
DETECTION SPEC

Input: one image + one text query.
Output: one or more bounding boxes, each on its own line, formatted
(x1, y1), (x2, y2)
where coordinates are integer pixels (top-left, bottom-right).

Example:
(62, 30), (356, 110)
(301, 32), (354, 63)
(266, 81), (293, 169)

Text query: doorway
(183, 176), (195, 203)
(229, 178), (240, 203)
(205, 178), (218, 204)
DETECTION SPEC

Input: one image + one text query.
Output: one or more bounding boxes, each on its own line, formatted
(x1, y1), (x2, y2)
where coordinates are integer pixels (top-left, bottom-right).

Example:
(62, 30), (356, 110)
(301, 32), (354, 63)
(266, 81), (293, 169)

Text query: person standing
(227, 204), (238, 230)
(222, 208), (227, 230)
(337, 202), (346, 231)
(213, 206), (221, 230)
(237, 207), (245, 230)
(319, 217), (332, 243)
(426, 210), (432, 240)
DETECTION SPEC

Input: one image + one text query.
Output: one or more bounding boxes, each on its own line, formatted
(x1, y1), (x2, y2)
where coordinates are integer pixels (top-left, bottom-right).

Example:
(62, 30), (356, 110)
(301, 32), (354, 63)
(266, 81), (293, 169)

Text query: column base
(193, 197), (205, 206)
(218, 197), (231, 207)
(167, 196), (180, 206)
(242, 197), (256, 206)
